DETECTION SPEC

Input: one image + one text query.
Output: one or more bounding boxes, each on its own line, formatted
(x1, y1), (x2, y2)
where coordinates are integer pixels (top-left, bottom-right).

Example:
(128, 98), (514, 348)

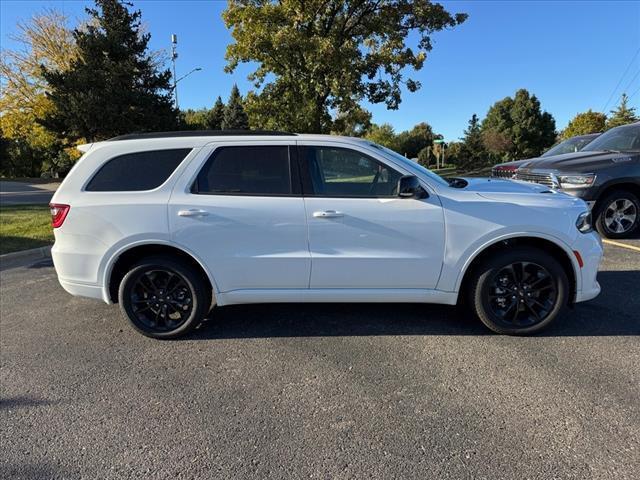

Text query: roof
(107, 130), (296, 141)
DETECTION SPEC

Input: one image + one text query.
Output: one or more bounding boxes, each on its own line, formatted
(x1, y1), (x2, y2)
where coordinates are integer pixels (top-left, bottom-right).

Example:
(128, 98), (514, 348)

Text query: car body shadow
(189, 270), (639, 340)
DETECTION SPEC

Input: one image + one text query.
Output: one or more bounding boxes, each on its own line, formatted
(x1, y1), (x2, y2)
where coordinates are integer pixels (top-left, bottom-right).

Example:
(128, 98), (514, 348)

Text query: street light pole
(171, 34), (179, 110)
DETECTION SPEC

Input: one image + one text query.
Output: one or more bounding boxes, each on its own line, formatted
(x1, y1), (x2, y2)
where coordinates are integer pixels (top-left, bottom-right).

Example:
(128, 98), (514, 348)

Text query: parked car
(514, 122), (640, 238)
(491, 133), (601, 179)
(50, 131), (602, 338)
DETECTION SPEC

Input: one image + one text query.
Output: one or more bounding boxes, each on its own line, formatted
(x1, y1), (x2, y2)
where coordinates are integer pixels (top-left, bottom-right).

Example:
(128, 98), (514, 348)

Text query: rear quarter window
(85, 149), (192, 191)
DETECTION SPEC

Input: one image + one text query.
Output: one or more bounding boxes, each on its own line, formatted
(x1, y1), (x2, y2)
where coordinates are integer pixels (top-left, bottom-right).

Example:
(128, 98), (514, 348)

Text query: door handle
(313, 210), (344, 218)
(178, 209), (209, 217)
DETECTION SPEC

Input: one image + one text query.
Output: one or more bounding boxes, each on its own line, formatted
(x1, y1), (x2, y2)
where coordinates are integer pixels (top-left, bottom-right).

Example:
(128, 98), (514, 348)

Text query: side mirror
(398, 175), (428, 199)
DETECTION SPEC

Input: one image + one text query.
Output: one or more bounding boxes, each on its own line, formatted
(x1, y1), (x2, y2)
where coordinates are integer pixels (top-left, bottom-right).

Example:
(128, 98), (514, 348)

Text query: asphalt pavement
(1, 242), (638, 479)
(0, 181), (59, 205)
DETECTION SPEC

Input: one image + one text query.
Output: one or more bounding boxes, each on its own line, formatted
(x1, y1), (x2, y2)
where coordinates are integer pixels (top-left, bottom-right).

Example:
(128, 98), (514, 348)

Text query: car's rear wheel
(469, 247), (569, 335)
(594, 190), (640, 239)
(118, 256), (211, 339)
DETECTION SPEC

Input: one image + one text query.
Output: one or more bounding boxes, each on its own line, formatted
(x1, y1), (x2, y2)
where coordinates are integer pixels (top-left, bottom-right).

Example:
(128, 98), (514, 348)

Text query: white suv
(50, 131), (603, 338)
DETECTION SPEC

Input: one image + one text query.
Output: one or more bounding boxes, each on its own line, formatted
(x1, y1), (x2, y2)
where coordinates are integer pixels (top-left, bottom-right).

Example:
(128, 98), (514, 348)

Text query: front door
(169, 142), (310, 293)
(299, 143), (445, 289)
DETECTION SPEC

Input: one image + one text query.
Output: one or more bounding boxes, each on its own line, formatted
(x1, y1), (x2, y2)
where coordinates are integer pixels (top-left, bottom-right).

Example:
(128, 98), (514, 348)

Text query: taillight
(50, 203), (70, 228)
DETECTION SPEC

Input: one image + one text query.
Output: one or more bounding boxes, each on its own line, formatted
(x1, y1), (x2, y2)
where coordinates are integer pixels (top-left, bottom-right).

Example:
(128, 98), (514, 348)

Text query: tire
(118, 256), (211, 339)
(468, 247), (569, 335)
(594, 190), (640, 239)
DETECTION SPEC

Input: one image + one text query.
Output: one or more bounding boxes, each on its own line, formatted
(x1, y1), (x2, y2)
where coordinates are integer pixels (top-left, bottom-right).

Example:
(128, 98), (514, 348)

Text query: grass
(0, 204), (54, 255)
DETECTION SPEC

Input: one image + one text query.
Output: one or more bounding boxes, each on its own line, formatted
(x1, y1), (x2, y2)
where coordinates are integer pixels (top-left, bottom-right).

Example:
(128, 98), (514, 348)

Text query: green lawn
(0, 205), (54, 255)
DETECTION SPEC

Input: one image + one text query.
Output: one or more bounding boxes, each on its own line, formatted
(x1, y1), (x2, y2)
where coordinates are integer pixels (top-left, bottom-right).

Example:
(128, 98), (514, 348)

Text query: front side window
(86, 149), (192, 191)
(300, 146), (402, 197)
(195, 145), (292, 195)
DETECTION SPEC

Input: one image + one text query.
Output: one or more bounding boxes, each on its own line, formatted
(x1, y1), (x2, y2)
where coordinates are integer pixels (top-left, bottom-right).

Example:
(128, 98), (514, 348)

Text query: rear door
(299, 141), (445, 289)
(169, 141), (310, 292)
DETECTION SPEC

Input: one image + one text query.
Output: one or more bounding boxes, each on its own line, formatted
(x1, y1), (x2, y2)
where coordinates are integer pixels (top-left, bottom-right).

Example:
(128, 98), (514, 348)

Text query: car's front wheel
(594, 190), (640, 239)
(118, 256), (211, 339)
(469, 247), (569, 335)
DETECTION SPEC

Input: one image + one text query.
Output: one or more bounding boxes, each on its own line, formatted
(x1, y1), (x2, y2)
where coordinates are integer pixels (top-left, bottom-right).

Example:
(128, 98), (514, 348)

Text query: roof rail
(107, 130), (296, 141)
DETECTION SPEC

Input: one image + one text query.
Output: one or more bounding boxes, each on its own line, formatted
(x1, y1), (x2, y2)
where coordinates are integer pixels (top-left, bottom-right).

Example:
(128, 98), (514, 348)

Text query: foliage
(331, 105), (372, 137)
(481, 89), (556, 161)
(396, 122), (434, 158)
(223, 0), (467, 133)
(457, 113), (488, 170)
(364, 123), (400, 151)
(41, 0), (178, 143)
(222, 84), (249, 130)
(561, 110), (607, 139)
(0, 9), (79, 177)
(0, 204), (53, 255)
(181, 108), (211, 130)
(443, 141), (463, 167)
(606, 93), (638, 130)
(207, 96), (226, 130)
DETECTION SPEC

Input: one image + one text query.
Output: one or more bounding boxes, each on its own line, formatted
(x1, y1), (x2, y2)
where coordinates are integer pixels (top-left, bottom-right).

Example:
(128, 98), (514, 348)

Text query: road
(0, 180), (58, 205)
(1, 242), (639, 479)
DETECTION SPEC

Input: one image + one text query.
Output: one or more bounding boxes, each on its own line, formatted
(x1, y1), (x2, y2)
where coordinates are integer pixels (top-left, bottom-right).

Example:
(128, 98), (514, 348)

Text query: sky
(1, 0), (639, 140)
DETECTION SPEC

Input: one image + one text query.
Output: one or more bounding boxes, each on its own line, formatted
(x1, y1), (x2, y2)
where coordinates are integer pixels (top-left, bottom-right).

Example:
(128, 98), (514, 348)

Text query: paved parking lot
(1, 241), (638, 479)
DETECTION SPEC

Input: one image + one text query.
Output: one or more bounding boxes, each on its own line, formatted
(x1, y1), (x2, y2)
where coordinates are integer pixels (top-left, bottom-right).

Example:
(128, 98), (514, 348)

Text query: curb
(0, 245), (52, 263)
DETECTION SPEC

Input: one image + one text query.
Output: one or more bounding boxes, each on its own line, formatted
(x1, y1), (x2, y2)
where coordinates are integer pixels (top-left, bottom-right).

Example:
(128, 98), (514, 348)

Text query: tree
(181, 108), (211, 130)
(606, 93), (638, 130)
(458, 114), (488, 171)
(481, 89), (556, 161)
(561, 110), (607, 139)
(41, 0), (178, 143)
(0, 9), (79, 176)
(331, 105), (372, 137)
(223, 0), (467, 133)
(207, 96), (226, 130)
(364, 123), (399, 151)
(396, 122), (434, 158)
(222, 84), (249, 130)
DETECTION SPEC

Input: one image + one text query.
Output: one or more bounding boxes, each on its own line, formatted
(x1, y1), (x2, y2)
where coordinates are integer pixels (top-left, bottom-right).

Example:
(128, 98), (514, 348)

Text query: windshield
(542, 135), (597, 157)
(581, 123), (640, 152)
(366, 142), (451, 187)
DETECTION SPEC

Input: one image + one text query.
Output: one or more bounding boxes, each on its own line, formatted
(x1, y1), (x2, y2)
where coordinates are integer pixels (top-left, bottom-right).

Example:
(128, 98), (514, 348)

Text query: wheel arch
(102, 241), (218, 304)
(593, 180), (640, 205)
(457, 235), (579, 305)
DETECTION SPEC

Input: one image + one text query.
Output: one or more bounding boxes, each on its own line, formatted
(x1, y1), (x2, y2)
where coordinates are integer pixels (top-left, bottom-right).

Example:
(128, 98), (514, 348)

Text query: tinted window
(196, 146), (292, 195)
(582, 124), (640, 152)
(86, 149), (191, 191)
(300, 146), (402, 197)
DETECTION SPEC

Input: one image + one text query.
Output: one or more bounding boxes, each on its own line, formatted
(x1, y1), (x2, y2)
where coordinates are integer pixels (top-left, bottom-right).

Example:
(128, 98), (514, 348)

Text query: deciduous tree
(0, 9), (78, 176)
(223, 0), (467, 133)
(561, 110), (606, 139)
(364, 123), (399, 151)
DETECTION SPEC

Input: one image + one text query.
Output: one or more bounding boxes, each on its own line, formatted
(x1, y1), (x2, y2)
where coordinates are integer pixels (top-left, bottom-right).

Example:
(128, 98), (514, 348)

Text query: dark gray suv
(514, 122), (640, 238)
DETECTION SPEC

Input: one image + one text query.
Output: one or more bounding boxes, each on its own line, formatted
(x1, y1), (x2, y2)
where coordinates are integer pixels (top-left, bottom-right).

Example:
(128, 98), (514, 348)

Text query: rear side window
(85, 149), (191, 191)
(195, 145), (292, 195)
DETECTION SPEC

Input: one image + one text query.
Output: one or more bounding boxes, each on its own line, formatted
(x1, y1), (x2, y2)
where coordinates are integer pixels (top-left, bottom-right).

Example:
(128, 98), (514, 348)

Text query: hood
(493, 159), (528, 170)
(516, 150), (638, 172)
(458, 177), (552, 194)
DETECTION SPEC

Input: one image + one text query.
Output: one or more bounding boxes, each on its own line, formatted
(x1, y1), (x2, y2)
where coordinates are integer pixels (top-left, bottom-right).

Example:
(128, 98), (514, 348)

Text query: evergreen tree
(459, 114), (488, 170)
(222, 85), (249, 130)
(606, 93), (638, 130)
(41, 0), (177, 142)
(481, 89), (556, 161)
(207, 96), (226, 130)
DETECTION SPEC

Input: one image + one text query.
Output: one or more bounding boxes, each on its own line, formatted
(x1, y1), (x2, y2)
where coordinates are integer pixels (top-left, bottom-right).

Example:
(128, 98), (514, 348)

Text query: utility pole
(171, 34), (179, 110)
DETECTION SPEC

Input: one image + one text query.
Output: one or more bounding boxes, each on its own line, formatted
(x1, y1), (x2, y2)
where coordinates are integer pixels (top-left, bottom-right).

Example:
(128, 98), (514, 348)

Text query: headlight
(576, 211), (592, 233)
(558, 174), (596, 189)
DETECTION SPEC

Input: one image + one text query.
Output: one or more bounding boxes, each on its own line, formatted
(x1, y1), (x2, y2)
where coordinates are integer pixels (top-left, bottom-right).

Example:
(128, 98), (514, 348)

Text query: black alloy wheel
(470, 247), (569, 335)
(486, 262), (557, 328)
(119, 257), (211, 339)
